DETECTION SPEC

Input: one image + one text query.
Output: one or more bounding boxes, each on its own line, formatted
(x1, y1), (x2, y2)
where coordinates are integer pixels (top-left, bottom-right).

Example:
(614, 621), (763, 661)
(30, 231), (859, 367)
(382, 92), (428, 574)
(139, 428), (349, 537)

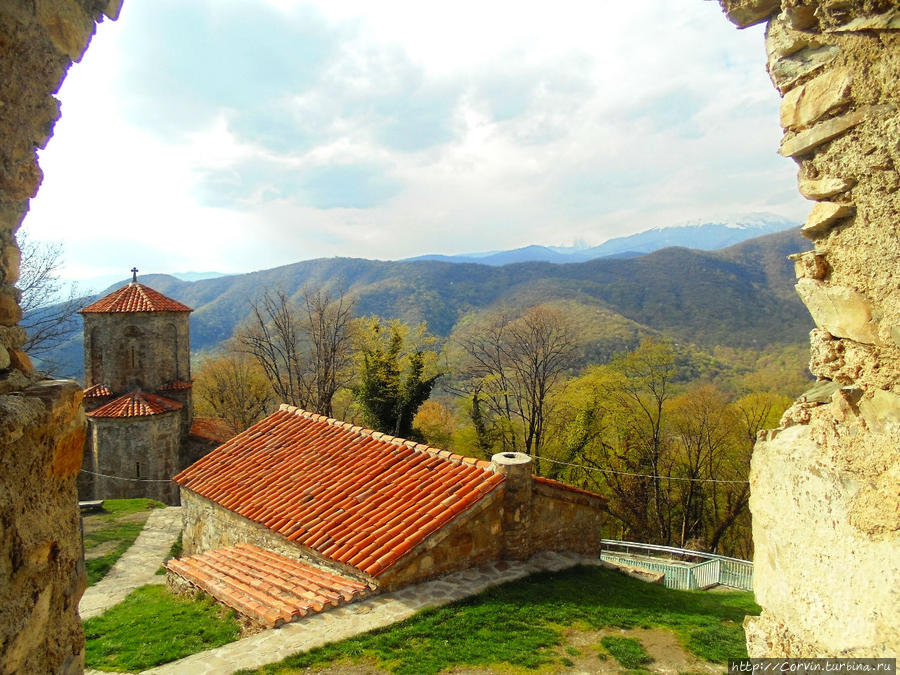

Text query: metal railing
(599, 539), (753, 591)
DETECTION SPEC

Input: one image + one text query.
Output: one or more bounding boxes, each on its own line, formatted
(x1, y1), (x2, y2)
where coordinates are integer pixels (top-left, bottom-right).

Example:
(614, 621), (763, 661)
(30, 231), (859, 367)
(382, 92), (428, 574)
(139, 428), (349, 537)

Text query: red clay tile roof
(160, 380), (193, 391)
(80, 283), (192, 313)
(165, 543), (373, 628)
(190, 417), (237, 444)
(86, 391), (183, 418)
(174, 405), (505, 577)
(534, 475), (607, 502)
(83, 383), (114, 399)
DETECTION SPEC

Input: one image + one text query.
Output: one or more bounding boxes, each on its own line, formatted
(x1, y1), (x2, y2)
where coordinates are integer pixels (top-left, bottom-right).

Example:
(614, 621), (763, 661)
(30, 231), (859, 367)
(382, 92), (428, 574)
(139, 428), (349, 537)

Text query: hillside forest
(193, 285), (811, 561)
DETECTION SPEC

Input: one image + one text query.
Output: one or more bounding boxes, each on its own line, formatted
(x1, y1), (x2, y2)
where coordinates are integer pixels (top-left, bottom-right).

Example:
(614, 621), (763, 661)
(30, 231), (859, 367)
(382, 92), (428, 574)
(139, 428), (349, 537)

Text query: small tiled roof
(165, 543), (372, 628)
(190, 417), (237, 444)
(86, 391), (183, 418)
(160, 380), (193, 391)
(174, 406), (505, 577)
(83, 383), (114, 399)
(80, 283), (192, 314)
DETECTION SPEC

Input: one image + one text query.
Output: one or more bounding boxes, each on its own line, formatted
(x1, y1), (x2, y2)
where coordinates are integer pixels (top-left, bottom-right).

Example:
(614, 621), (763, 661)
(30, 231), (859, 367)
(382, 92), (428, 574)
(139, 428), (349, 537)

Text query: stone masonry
(721, 0), (899, 656)
(0, 2), (121, 674)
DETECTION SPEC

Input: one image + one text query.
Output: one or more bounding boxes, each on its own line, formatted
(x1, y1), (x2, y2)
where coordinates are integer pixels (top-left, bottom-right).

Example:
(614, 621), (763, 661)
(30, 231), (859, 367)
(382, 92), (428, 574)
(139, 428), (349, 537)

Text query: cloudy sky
(24, 0), (808, 286)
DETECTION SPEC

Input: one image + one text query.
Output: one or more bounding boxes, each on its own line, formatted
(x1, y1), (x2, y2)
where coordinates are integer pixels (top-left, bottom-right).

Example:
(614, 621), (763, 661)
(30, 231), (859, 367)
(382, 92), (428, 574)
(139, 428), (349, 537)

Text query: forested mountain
(40, 228), (812, 381)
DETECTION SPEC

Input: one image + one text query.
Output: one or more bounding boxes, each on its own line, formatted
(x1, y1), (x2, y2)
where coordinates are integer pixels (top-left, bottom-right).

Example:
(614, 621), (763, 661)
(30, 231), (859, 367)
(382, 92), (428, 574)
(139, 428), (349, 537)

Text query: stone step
(165, 544), (374, 628)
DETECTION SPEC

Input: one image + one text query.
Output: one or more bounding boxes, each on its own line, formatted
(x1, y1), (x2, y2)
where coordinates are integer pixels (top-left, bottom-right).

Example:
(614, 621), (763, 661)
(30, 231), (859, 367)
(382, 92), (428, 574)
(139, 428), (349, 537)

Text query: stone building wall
(181, 452), (607, 593)
(721, 0), (899, 656)
(83, 311), (191, 393)
(529, 481), (608, 556)
(87, 413), (181, 504)
(0, 2), (120, 673)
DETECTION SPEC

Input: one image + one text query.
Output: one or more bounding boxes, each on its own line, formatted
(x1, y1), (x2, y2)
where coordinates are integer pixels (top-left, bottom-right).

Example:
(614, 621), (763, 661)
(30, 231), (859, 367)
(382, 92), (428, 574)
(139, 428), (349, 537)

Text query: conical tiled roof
(80, 283), (192, 314)
(86, 391), (183, 418)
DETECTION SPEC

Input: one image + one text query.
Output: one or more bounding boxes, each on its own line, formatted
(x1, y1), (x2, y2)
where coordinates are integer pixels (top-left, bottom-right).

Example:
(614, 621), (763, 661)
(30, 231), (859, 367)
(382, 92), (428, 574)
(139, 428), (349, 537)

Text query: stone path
(141, 550), (600, 675)
(79, 507), (182, 620)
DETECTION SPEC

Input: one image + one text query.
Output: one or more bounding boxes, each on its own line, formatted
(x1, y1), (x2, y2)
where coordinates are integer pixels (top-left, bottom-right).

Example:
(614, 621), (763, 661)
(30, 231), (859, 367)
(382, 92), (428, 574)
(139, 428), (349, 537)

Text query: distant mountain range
(403, 213), (797, 266)
(38, 226), (812, 382)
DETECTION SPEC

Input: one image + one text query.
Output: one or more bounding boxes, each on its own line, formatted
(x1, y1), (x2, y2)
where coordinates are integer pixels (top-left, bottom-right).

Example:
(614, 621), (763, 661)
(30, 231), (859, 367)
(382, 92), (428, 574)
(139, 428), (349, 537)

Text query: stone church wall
(0, 2), (120, 673)
(83, 311), (191, 393)
(87, 412), (181, 504)
(721, 0), (899, 656)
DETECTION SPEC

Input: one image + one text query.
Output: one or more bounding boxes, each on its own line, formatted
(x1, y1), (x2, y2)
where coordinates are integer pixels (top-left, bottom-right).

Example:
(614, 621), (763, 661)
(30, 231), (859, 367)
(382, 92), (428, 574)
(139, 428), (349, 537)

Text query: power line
(532, 454), (749, 485)
(79, 469), (174, 484)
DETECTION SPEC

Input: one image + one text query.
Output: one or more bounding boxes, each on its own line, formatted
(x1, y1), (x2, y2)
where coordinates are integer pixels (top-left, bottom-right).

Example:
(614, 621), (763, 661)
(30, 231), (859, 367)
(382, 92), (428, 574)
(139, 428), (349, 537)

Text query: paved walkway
(141, 550), (600, 675)
(80, 507), (182, 620)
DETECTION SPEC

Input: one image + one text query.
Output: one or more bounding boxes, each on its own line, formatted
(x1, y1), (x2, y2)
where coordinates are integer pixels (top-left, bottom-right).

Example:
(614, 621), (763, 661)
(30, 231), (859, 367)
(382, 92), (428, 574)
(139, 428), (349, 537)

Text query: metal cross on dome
(131, 267), (138, 283)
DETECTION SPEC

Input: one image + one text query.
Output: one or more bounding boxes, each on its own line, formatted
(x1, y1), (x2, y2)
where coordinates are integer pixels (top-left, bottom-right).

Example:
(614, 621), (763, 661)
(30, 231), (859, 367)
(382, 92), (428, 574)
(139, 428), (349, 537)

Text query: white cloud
(23, 0), (807, 278)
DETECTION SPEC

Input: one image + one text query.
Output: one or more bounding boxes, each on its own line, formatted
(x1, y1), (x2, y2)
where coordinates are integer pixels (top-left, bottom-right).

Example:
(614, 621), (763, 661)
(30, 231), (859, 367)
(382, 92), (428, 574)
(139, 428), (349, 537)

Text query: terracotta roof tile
(164, 543), (372, 628)
(175, 405), (505, 577)
(80, 283), (192, 313)
(86, 391), (183, 418)
(533, 475), (607, 502)
(190, 417), (237, 444)
(83, 384), (114, 399)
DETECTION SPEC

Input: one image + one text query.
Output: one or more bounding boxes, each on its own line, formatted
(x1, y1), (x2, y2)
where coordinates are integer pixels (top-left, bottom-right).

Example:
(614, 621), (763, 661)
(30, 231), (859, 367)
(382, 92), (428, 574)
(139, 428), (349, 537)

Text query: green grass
(84, 584), (241, 672)
(238, 565), (759, 675)
(601, 636), (653, 670)
(83, 499), (165, 585)
(156, 531), (184, 575)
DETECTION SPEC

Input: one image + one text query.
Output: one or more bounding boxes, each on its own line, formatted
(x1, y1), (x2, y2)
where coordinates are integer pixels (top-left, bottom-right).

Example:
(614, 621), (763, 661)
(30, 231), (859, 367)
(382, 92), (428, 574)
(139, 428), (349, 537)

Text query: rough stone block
(858, 390), (900, 434)
(8, 348), (34, 375)
(825, 9), (900, 32)
(801, 201), (854, 238)
(769, 45), (839, 94)
(0, 288), (22, 326)
(0, 245), (20, 284)
(766, 15), (823, 59)
(719, 0), (781, 27)
(779, 106), (867, 157)
(35, 0), (97, 62)
(789, 250), (828, 279)
(798, 174), (855, 200)
(780, 68), (852, 131)
(795, 278), (878, 344)
(51, 426), (86, 478)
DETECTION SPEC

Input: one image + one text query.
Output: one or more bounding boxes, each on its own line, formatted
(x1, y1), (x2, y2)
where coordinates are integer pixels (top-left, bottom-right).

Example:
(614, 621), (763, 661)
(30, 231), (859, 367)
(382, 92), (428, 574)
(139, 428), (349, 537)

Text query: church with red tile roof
(167, 404), (609, 627)
(78, 273), (228, 504)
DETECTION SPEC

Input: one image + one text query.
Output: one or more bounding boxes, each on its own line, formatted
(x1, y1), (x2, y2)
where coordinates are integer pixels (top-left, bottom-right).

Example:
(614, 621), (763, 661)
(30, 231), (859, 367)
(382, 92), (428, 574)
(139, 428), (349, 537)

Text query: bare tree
(16, 231), (82, 373)
(454, 305), (576, 468)
(237, 286), (355, 417)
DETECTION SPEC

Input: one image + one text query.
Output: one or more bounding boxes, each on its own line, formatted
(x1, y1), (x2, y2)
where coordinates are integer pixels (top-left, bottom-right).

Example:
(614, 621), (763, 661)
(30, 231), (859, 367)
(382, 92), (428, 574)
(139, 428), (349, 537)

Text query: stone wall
(180, 490), (374, 585)
(376, 491), (505, 591)
(720, 0), (899, 656)
(530, 480), (608, 556)
(87, 413), (181, 504)
(0, 2), (121, 673)
(83, 311), (191, 394)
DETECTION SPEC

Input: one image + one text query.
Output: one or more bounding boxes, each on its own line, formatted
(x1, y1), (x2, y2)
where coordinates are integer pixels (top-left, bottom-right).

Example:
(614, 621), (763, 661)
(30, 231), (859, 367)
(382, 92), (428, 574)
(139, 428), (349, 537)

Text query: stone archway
(0, 1), (897, 671)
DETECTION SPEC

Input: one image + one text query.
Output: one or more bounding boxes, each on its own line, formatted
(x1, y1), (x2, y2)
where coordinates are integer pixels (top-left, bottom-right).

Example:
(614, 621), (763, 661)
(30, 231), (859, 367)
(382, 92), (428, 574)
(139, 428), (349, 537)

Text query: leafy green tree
(352, 318), (440, 438)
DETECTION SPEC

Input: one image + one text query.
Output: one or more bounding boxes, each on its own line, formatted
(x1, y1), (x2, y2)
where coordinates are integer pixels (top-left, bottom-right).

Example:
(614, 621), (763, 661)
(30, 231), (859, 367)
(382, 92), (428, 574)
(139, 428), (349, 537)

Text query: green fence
(599, 540), (753, 591)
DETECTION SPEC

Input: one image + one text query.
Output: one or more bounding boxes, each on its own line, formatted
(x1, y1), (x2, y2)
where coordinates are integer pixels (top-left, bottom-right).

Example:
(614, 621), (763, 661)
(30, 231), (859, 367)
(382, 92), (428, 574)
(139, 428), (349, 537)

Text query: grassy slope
(84, 585), (241, 672)
(83, 499), (165, 586)
(240, 565), (759, 675)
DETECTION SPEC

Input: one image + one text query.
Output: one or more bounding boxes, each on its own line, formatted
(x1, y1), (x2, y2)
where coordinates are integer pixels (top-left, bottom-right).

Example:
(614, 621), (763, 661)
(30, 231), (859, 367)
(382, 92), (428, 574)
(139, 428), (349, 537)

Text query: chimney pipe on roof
(490, 452), (533, 560)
